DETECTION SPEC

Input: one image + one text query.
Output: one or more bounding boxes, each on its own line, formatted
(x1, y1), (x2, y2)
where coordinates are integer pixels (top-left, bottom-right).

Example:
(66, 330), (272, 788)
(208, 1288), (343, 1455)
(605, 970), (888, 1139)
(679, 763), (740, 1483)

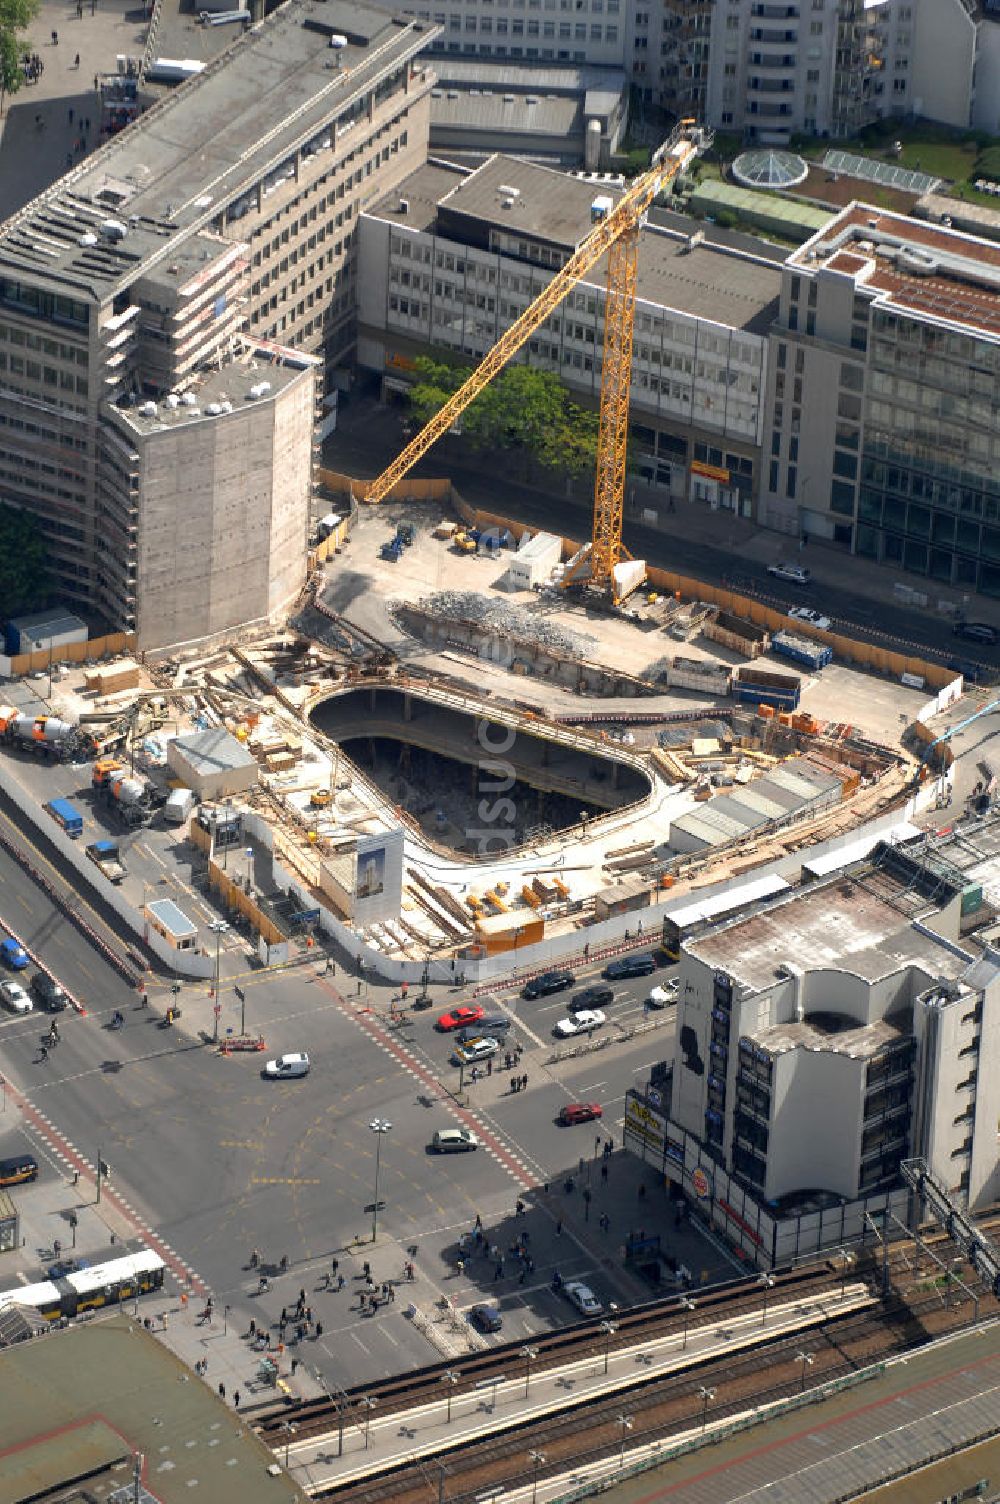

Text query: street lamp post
(521, 1344), (539, 1399)
(283, 1422), (298, 1467)
(369, 1119), (391, 1243)
(679, 1294), (696, 1350)
(698, 1386), (715, 1431)
(796, 1350), (814, 1391)
(600, 1316), (618, 1375)
(617, 1413), (634, 1465)
(837, 1247), (855, 1299)
(361, 1396), (377, 1449)
(208, 919), (230, 1042)
(442, 1369), (459, 1422)
(529, 1448), (546, 1504)
(245, 846), (254, 889)
(758, 1272), (775, 1327)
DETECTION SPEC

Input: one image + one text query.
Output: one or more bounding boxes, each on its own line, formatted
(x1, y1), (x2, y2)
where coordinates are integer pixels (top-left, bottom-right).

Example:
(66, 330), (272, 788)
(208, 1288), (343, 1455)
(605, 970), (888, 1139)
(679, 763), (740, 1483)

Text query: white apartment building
(358, 154), (780, 516)
(398, 0), (628, 68)
(660, 824), (1000, 1248)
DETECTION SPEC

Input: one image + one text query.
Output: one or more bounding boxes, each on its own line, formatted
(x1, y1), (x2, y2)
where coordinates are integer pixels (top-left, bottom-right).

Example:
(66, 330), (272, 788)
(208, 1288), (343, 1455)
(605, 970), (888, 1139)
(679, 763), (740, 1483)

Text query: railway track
(311, 1284), (996, 1504)
(257, 1261), (848, 1446)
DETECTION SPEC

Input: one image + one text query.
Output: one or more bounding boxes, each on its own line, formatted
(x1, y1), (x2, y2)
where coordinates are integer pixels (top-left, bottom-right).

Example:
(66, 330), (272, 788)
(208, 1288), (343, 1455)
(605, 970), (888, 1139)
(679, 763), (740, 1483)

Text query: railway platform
(566, 1319), (1000, 1504)
(283, 1279), (875, 1492)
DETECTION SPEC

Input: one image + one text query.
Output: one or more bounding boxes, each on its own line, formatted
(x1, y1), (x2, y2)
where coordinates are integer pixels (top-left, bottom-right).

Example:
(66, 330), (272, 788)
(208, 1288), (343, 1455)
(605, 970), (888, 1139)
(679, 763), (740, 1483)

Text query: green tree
(0, 0), (39, 115)
(407, 356), (601, 482)
(0, 503), (49, 615)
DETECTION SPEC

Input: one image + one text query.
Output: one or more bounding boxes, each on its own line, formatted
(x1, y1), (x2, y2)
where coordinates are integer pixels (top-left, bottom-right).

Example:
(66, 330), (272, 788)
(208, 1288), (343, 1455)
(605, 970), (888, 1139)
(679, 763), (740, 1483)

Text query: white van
(164, 787), (197, 824)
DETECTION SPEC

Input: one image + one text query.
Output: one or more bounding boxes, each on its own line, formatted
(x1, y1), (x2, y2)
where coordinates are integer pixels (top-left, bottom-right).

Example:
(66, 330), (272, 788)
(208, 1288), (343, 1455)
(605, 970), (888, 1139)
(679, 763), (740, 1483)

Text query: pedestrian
(68, 106), (73, 122)
(234, 1390), (241, 1408)
(363, 1261), (371, 1280)
(583, 942), (590, 960)
(401, 981), (408, 999)
(338, 1273), (346, 1289)
(456, 1258), (465, 1277)
(486, 1057), (492, 1077)
(518, 1266), (527, 1285)
(298, 1288), (306, 1306)
(51, 29), (58, 44)
(504, 1051), (511, 1070)
(249, 1319), (256, 1339)
(331, 1257), (339, 1276)
(521, 1073), (528, 1092)
(510, 1074), (518, 1094)
(84, 116), (89, 132)
(316, 1321), (323, 1337)
(298, 1322), (307, 1340)
(39, 1044), (49, 1062)
(305, 1306), (312, 1324)
(601, 1163), (608, 1183)
(556, 1218), (562, 1236)
(218, 1382), (226, 1400)
(280, 1305), (287, 1322)
(494, 1261), (503, 1280)
(291, 1357), (299, 1375)
(94, 72), (99, 89)
(389, 1285), (395, 1304)
(74, 53), (80, 68)
(516, 1198), (525, 1217)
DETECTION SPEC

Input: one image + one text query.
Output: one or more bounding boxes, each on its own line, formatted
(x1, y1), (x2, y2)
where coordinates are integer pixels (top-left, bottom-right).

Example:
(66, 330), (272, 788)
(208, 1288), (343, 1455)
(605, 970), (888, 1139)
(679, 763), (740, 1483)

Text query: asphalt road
(0, 843), (687, 1384)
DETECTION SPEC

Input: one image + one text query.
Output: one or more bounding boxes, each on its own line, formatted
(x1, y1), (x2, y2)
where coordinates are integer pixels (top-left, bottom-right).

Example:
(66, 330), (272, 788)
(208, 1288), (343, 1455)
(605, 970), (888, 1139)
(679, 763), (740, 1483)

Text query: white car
(554, 1008), (606, 1038)
(431, 1128), (480, 1153)
(451, 1035), (500, 1066)
(647, 981), (679, 1009)
(767, 562), (811, 586)
(263, 1052), (310, 1079)
(788, 606), (831, 631)
(564, 1280), (603, 1317)
(0, 980), (32, 1014)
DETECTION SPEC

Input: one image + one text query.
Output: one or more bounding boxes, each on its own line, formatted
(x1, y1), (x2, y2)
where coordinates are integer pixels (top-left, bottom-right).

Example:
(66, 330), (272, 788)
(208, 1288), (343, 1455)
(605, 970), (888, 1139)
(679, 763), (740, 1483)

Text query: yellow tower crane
(360, 120), (711, 603)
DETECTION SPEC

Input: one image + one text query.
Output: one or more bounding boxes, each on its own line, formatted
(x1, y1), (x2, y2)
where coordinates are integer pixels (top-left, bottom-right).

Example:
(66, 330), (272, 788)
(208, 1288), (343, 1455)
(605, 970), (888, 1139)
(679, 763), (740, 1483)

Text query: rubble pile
(413, 592), (595, 659)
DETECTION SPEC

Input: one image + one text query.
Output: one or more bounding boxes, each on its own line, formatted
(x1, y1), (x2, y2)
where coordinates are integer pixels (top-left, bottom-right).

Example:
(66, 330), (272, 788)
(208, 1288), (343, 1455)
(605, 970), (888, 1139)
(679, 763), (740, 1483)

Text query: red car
(558, 1102), (603, 1126)
(436, 1004), (485, 1032)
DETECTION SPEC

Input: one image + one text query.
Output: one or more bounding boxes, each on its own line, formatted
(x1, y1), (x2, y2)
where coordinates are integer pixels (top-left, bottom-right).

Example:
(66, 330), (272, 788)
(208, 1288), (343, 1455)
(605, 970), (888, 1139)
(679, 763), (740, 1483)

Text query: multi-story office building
(358, 154), (780, 517)
(0, 0), (439, 647)
(397, 0), (628, 68)
(760, 204), (1000, 598)
(658, 821), (1000, 1246)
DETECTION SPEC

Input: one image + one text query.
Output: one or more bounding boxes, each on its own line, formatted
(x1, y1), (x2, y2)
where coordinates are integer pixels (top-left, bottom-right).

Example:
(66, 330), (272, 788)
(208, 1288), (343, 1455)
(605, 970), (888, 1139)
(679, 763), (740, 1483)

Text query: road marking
(251, 1176), (322, 1186)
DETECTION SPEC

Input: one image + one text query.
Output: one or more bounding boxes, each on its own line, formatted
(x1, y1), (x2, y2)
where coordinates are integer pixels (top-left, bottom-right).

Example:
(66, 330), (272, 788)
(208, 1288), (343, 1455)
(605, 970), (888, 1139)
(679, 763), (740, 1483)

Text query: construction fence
(1, 631), (137, 682)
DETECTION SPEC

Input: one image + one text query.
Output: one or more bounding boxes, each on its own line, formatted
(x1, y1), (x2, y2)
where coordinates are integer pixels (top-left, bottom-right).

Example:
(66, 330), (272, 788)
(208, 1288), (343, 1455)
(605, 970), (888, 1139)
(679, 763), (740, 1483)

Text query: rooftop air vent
(139, 401), (157, 417)
(78, 232), (98, 247)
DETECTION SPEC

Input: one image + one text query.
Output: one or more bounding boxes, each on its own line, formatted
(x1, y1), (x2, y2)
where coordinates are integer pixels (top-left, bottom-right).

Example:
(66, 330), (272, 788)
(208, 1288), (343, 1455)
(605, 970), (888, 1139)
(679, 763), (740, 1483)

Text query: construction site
(0, 123), (969, 980)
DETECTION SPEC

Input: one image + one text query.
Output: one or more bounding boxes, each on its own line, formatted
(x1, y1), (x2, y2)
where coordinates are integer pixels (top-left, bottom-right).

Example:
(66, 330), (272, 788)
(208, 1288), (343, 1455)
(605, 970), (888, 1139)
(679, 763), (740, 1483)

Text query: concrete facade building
(760, 204), (1000, 599)
(358, 153), (780, 517)
(668, 827), (1000, 1217)
(0, 0), (438, 646)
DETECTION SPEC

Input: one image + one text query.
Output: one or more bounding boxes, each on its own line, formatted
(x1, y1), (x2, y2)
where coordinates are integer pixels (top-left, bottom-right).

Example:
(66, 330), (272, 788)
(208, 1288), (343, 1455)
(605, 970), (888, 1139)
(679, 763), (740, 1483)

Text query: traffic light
(171, 982), (181, 996)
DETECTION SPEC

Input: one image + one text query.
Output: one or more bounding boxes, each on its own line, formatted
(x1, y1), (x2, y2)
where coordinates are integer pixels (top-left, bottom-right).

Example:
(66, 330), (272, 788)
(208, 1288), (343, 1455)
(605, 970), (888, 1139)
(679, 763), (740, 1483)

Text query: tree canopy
(408, 357), (601, 481)
(0, 0), (40, 113)
(0, 503), (49, 617)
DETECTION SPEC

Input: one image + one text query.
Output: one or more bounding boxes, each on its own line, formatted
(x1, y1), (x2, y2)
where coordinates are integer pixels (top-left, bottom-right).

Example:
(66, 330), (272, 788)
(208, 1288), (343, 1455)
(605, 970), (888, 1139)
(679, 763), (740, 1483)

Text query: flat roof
(108, 342), (316, 436)
(372, 155), (782, 332)
(432, 89), (581, 144)
(792, 201), (1000, 341)
(749, 1012), (908, 1061)
(690, 178), (831, 233)
(0, 1315), (307, 1504)
(172, 727), (256, 773)
(0, 0), (439, 300)
(688, 874), (967, 992)
(430, 59), (625, 96)
(146, 897), (198, 937)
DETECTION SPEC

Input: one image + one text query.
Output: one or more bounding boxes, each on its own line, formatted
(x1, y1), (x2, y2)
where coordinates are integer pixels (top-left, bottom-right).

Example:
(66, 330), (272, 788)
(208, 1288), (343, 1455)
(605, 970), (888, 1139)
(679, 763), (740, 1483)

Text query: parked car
(469, 1303), (503, 1333)
(0, 1153), (38, 1187)
(554, 1008), (606, 1038)
(47, 1257), (89, 1279)
(263, 1052), (310, 1079)
(0, 980), (32, 1014)
(788, 606), (831, 631)
(522, 970), (575, 1000)
(30, 972), (67, 1012)
(767, 562), (811, 586)
(456, 1015), (511, 1044)
(647, 980), (679, 1009)
(0, 936), (29, 970)
(450, 1036), (500, 1067)
(557, 1102), (603, 1126)
(954, 621), (999, 646)
(604, 953), (656, 980)
(570, 985), (614, 1011)
(436, 1005), (485, 1032)
(564, 1280), (603, 1317)
(431, 1128), (479, 1153)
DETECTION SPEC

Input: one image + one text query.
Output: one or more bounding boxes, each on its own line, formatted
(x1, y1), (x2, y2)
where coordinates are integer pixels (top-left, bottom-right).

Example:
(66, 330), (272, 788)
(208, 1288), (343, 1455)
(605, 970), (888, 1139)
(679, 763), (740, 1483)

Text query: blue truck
(770, 630), (833, 672)
(47, 797), (83, 838)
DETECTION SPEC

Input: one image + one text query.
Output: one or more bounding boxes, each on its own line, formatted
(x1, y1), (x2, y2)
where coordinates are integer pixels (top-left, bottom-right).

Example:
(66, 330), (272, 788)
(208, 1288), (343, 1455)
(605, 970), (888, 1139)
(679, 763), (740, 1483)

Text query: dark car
(456, 1015), (511, 1044)
(604, 953), (656, 980)
(30, 972), (67, 1012)
(47, 1257), (89, 1280)
(522, 970), (575, 1000)
(954, 621), (998, 646)
(570, 985), (613, 1012)
(0, 1153), (38, 1188)
(469, 1303), (503, 1333)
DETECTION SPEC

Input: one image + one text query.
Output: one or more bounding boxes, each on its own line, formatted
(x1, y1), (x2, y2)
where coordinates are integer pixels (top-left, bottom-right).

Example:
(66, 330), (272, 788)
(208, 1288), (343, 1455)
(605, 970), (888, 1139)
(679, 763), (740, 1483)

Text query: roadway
(0, 834), (709, 1388)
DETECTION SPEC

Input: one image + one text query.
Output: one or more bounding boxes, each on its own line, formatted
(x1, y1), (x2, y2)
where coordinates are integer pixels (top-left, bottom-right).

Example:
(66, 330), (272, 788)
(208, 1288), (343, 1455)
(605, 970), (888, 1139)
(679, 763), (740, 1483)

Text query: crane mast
(361, 121), (710, 599)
